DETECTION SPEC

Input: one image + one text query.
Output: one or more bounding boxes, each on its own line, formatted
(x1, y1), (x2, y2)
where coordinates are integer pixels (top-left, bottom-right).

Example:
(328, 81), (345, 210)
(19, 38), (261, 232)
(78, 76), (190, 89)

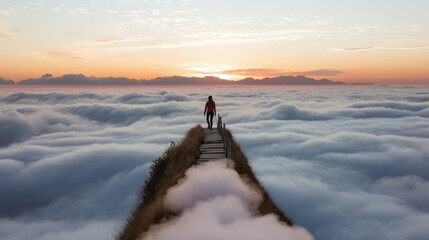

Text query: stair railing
(217, 114), (233, 160)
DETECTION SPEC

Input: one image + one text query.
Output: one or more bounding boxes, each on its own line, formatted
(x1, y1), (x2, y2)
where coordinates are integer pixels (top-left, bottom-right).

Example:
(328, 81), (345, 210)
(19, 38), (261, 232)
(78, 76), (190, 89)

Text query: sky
(0, 85), (428, 240)
(0, 0), (429, 84)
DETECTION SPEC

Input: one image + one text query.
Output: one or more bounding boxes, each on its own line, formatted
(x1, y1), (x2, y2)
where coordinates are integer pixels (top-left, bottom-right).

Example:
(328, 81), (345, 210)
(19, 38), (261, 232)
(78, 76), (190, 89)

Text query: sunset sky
(0, 0), (428, 84)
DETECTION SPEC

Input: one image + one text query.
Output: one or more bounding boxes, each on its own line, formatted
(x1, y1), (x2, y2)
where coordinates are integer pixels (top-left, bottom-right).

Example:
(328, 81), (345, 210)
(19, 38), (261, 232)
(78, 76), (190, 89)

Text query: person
(204, 95), (216, 130)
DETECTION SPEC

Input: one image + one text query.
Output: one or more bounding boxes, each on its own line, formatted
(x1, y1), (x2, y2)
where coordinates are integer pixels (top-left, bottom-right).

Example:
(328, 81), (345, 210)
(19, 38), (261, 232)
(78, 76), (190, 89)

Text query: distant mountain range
(1, 74), (373, 85)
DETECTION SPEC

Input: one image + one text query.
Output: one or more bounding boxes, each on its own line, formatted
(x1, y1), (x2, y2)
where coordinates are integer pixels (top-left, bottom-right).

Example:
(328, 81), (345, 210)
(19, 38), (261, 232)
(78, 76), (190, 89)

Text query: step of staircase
(197, 128), (226, 164)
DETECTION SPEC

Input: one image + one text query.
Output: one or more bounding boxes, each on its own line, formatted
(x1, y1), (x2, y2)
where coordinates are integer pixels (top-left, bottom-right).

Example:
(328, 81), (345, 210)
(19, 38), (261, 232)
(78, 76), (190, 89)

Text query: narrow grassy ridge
(116, 125), (292, 240)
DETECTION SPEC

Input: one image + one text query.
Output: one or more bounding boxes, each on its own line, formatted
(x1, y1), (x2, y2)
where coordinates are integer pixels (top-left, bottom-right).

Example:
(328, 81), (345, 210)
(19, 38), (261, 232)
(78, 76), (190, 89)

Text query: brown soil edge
(116, 125), (292, 240)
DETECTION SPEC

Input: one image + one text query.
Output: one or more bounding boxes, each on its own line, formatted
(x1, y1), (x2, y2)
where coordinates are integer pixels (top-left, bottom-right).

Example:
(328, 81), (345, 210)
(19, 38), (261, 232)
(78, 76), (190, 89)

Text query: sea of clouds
(144, 159), (314, 240)
(0, 85), (428, 240)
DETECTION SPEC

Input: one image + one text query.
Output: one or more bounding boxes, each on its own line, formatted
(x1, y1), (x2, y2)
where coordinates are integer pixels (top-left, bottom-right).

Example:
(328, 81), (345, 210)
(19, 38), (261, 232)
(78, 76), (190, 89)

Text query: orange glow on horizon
(1, 47), (428, 84)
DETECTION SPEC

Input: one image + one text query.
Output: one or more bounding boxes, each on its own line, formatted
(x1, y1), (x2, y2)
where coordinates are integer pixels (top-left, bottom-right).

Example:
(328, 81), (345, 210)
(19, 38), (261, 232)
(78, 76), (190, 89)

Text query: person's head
(208, 95), (213, 101)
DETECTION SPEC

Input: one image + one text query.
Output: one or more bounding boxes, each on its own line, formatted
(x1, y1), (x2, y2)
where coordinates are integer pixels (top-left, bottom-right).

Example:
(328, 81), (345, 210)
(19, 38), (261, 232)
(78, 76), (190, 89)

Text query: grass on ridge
(116, 125), (205, 240)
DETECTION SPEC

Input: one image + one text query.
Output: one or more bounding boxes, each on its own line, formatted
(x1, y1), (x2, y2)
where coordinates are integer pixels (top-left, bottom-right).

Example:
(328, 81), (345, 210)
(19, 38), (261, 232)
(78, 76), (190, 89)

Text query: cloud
(164, 159), (261, 212)
(143, 159), (314, 240)
(1, 85), (429, 240)
(349, 101), (429, 111)
(0, 90), (197, 239)
(0, 159), (23, 177)
(42, 49), (84, 60)
(0, 143), (157, 217)
(0, 19), (12, 39)
(112, 92), (189, 104)
(339, 46), (375, 51)
(0, 8), (15, 16)
(291, 69), (342, 76)
(300, 16), (334, 26)
(61, 102), (194, 125)
(228, 101), (429, 240)
(0, 109), (95, 147)
(217, 68), (342, 77)
(0, 92), (195, 146)
(251, 102), (429, 122)
(0, 30), (10, 39)
(91, 38), (126, 43)
(67, 8), (91, 15)
(131, 29), (330, 49)
(0, 219), (119, 240)
(1, 91), (110, 104)
(330, 46), (429, 51)
(279, 17), (296, 22)
(220, 68), (287, 77)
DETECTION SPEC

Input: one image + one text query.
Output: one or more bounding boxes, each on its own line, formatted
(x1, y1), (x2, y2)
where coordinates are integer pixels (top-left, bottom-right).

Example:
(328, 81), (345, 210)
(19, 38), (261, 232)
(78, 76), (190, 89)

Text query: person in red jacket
(204, 95), (216, 130)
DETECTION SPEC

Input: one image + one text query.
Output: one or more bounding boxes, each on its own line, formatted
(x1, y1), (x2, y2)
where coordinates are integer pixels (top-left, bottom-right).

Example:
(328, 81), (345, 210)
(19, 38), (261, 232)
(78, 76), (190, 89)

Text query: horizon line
(1, 73), (378, 86)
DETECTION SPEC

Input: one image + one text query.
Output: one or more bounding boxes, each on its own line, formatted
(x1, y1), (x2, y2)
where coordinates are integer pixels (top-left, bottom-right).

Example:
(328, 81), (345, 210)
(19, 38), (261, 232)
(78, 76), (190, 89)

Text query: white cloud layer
(164, 159), (262, 212)
(1, 85), (428, 240)
(144, 159), (314, 240)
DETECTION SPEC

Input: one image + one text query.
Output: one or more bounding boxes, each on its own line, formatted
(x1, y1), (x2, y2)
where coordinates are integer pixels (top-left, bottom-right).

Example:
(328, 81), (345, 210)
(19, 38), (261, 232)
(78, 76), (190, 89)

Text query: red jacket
(205, 101), (216, 113)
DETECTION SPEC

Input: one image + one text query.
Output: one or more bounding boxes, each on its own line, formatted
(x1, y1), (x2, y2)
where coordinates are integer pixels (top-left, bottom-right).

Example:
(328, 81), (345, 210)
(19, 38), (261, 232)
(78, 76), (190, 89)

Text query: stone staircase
(197, 128), (226, 163)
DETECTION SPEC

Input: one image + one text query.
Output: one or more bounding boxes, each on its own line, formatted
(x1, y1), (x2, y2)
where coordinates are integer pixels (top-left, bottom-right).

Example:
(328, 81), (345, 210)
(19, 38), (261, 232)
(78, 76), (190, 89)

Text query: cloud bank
(1, 85), (428, 240)
(143, 159), (314, 240)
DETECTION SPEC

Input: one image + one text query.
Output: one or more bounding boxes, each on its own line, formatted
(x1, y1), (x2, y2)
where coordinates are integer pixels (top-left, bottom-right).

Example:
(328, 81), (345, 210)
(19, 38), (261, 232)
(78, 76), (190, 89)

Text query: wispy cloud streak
(330, 45), (429, 51)
(218, 68), (342, 77)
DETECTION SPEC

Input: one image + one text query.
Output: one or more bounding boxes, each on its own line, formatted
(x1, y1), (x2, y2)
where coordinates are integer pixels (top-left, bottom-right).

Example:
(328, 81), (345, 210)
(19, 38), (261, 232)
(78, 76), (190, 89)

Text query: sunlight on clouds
(186, 63), (231, 73)
(183, 63), (244, 80)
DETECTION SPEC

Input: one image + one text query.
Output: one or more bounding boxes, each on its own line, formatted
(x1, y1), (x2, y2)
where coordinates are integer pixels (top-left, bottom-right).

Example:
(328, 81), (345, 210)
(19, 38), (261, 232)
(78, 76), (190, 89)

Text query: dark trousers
(206, 112), (214, 129)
